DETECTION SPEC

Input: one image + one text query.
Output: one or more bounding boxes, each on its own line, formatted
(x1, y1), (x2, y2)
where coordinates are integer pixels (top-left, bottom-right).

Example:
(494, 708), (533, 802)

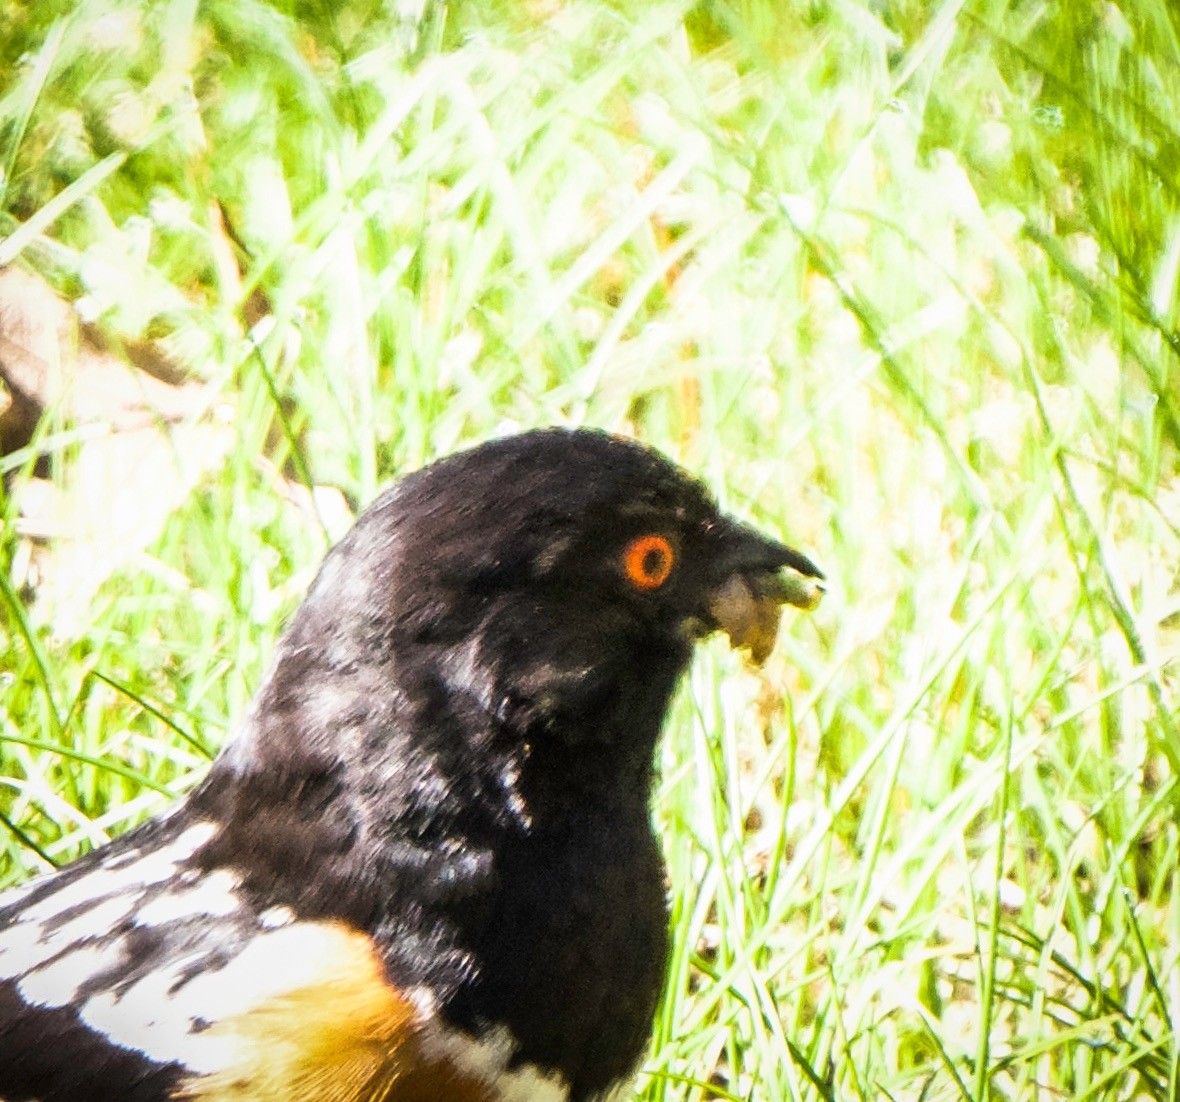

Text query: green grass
(2, 0), (1179, 1098)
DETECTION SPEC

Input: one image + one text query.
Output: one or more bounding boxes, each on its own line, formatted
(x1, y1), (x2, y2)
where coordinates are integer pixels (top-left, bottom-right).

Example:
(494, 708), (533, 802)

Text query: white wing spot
(0, 893), (136, 979)
(17, 937), (127, 1009)
(258, 905), (294, 929)
(134, 869), (242, 927)
(49, 893), (138, 947)
(171, 924), (347, 1022)
(20, 872), (141, 925)
(80, 952), (229, 1073)
(14, 822), (219, 927)
(0, 922), (53, 979)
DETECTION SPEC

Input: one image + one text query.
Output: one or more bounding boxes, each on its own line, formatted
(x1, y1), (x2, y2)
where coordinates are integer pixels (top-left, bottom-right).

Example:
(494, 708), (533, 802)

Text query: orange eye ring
(623, 534), (676, 591)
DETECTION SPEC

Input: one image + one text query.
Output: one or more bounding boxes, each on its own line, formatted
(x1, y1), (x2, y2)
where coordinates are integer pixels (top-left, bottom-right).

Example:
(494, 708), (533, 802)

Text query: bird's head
(227, 429), (823, 786)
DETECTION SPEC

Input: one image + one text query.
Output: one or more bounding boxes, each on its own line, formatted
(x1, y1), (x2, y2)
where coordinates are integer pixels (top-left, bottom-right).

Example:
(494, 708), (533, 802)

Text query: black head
(221, 428), (822, 790)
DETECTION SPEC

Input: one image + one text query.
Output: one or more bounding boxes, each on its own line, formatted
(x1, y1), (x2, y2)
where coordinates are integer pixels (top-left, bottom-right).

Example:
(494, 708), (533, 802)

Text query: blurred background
(1, 1), (1178, 1098)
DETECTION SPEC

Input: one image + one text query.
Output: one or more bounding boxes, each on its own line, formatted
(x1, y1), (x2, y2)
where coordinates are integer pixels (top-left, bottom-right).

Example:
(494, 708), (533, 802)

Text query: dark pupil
(642, 547), (666, 577)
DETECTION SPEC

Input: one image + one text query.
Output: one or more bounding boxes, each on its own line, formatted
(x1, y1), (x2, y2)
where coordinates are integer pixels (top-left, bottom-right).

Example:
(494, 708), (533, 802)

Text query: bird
(0, 427), (824, 1102)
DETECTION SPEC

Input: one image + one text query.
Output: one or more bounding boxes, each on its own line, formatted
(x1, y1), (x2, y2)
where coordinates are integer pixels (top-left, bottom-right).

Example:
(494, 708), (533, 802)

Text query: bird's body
(0, 429), (822, 1102)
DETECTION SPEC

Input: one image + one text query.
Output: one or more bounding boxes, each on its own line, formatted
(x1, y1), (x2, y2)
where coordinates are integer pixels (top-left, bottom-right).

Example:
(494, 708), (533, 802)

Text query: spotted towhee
(0, 427), (823, 1102)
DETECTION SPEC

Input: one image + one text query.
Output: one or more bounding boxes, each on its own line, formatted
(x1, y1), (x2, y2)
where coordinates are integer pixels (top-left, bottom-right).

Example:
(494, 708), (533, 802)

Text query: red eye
(623, 534), (676, 590)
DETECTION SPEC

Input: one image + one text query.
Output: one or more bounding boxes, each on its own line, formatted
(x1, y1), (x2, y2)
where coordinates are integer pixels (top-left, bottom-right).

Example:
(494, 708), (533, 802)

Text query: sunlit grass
(1, 0), (1178, 1097)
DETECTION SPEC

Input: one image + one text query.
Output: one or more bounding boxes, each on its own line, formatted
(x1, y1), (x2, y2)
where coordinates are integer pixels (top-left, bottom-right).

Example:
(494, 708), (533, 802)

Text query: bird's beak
(703, 518), (825, 664)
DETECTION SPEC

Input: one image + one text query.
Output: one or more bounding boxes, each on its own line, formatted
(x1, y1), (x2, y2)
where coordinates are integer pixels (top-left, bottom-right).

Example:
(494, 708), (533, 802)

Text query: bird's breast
(430, 810), (670, 1102)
